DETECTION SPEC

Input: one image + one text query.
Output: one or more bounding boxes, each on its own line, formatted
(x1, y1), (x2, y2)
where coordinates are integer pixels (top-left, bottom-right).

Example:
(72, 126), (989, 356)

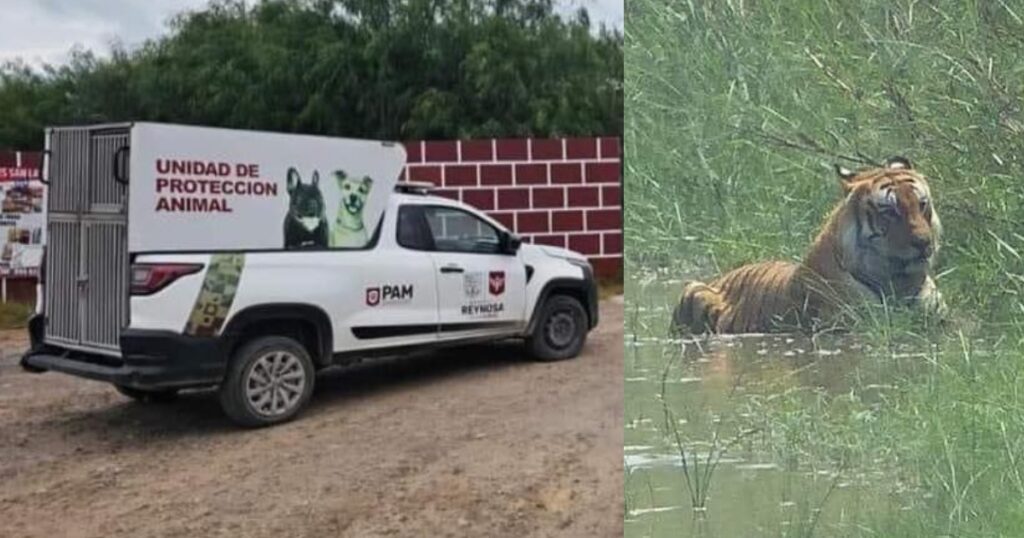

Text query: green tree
(0, 0), (622, 149)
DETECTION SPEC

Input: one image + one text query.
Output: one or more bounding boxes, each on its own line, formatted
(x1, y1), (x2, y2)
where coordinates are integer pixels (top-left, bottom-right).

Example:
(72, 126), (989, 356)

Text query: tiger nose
(912, 235), (933, 257)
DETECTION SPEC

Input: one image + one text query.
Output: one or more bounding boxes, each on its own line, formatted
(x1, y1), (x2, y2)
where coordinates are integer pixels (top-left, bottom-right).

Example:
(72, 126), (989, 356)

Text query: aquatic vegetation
(626, 275), (1024, 536)
(627, 0), (1024, 532)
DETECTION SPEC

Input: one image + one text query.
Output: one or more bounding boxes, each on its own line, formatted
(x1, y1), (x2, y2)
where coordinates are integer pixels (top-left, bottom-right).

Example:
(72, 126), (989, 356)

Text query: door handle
(439, 265), (464, 274)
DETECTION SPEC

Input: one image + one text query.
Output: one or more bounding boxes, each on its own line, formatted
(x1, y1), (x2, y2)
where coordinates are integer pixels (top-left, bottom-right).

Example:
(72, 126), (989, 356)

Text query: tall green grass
(627, 0), (1024, 534)
(0, 302), (31, 330)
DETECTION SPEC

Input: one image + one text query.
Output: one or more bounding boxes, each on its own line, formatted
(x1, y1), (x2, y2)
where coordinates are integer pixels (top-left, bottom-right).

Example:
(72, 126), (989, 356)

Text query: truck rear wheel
(115, 385), (179, 403)
(526, 294), (588, 361)
(219, 336), (315, 427)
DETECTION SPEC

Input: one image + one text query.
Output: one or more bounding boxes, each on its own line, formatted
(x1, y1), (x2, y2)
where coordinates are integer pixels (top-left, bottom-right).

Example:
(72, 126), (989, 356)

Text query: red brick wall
(402, 137), (622, 278)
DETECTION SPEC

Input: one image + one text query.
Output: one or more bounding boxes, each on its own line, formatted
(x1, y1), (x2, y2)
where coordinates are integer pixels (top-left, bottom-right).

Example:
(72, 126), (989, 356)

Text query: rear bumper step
(22, 353), (149, 386)
(22, 318), (227, 390)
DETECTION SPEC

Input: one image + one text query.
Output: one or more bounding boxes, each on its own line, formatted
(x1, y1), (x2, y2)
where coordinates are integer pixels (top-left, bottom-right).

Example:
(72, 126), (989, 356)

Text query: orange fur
(674, 158), (944, 334)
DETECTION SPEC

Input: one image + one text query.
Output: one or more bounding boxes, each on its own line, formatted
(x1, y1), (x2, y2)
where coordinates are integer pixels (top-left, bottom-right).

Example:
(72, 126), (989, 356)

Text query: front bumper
(20, 316), (227, 390)
(583, 263), (599, 330)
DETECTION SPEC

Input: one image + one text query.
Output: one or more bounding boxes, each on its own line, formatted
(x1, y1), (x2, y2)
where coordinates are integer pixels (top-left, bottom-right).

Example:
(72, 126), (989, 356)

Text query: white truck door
(342, 234), (439, 350)
(414, 205), (527, 340)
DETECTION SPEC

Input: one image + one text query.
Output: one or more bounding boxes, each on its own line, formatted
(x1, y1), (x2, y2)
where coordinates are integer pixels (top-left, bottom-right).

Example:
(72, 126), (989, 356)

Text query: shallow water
(624, 269), (926, 537)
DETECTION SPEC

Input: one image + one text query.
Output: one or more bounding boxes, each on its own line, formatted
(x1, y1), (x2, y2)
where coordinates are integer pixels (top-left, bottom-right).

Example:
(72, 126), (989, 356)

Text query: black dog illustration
(283, 167), (329, 249)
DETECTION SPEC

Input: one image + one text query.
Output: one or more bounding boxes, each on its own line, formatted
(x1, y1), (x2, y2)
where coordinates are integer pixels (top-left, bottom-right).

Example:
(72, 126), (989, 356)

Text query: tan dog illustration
(330, 171), (373, 248)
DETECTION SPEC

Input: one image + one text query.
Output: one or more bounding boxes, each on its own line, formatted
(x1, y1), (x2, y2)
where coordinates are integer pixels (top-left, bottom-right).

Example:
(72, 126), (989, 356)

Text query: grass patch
(598, 278), (624, 300)
(0, 302), (32, 330)
(627, 0), (1024, 535)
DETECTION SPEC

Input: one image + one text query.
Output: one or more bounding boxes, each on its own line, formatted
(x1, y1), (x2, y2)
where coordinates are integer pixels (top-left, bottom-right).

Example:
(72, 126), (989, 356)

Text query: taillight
(130, 263), (203, 295)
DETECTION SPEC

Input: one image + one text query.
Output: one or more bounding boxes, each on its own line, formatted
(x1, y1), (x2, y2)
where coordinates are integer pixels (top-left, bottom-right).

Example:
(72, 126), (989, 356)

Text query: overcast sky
(0, 0), (622, 68)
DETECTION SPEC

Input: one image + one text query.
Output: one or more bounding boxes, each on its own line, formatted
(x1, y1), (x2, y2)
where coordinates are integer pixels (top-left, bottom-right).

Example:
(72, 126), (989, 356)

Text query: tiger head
(835, 156), (941, 280)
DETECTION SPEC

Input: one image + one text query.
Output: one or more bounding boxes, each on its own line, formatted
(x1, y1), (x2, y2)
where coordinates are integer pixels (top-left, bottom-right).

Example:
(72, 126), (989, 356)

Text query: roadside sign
(0, 152), (44, 278)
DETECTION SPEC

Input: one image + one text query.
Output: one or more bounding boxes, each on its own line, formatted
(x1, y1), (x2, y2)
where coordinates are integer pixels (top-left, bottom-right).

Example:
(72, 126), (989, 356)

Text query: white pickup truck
(21, 123), (598, 426)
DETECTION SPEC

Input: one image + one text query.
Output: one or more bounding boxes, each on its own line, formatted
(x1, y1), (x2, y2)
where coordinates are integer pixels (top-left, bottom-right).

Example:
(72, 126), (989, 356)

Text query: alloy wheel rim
(245, 351), (306, 417)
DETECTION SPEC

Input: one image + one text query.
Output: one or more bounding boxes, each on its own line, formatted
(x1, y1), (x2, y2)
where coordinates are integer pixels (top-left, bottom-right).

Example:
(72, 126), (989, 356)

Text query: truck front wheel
(526, 294), (588, 361)
(219, 336), (315, 427)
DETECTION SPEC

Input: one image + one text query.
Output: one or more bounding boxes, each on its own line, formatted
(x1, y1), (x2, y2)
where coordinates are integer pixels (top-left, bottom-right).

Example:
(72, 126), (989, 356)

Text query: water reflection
(625, 275), (906, 537)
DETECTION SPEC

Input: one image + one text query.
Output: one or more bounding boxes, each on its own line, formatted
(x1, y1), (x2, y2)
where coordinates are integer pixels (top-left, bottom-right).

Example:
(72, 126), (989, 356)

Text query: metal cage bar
(43, 126), (130, 357)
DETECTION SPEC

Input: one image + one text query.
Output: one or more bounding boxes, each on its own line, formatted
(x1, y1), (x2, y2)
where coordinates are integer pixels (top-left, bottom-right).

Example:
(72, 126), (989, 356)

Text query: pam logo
(366, 284), (414, 307)
(489, 271), (505, 296)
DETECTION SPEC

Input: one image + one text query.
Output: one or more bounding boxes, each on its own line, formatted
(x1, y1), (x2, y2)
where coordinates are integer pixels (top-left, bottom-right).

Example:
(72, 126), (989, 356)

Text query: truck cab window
(397, 205), (434, 250)
(423, 206), (501, 254)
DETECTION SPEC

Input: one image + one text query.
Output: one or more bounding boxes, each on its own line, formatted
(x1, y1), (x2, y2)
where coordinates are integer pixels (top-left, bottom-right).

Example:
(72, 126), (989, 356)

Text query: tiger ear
(885, 156), (912, 170)
(834, 164), (857, 190)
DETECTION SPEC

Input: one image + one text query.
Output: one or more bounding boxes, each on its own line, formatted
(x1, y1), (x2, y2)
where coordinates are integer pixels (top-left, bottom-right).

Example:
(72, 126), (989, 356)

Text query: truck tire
(219, 336), (315, 427)
(114, 385), (179, 403)
(526, 294), (588, 361)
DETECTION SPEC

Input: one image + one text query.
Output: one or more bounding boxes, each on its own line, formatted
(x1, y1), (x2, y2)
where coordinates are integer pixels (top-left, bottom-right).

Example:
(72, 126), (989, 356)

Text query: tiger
(673, 156), (945, 334)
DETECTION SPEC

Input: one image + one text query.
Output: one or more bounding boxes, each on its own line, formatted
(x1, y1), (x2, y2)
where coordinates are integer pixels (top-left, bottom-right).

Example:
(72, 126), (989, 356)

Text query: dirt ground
(0, 298), (623, 538)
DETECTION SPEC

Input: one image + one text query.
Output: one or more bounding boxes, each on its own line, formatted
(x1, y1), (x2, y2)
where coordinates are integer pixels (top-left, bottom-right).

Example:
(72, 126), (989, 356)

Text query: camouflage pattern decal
(183, 253), (245, 337)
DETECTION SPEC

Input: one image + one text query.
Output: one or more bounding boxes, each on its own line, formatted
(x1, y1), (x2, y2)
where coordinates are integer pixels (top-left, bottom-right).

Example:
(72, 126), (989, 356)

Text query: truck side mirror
(500, 232), (522, 254)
